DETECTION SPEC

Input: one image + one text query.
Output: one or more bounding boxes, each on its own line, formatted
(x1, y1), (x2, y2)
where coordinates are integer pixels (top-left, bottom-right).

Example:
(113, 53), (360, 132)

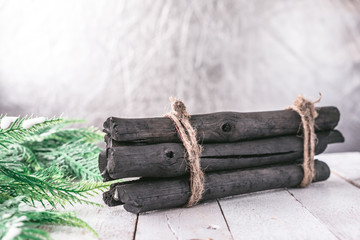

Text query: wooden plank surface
(47, 193), (137, 240)
(322, 152), (360, 186)
(285, 152), (360, 239)
(45, 152), (360, 239)
(218, 190), (337, 240)
(135, 200), (232, 240)
(288, 174), (360, 240)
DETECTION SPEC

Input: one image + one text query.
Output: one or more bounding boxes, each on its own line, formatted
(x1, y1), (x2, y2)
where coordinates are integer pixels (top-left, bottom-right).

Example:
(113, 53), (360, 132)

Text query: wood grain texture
(135, 201), (232, 240)
(101, 130), (343, 179)
(45, 194), (137, 240)
(288, 174), (360, 240)
(218, 190), (338, 240)
(322, 152), (360, 187)
(104, 107), (340, 144)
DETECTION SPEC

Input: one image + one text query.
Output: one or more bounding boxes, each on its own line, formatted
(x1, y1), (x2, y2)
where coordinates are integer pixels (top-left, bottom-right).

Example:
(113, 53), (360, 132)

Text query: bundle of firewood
(100, 106), (344, 213)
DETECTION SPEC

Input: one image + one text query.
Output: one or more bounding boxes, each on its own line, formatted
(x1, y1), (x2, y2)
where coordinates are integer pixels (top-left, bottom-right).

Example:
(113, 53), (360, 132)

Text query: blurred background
(0, 0), (359, 152)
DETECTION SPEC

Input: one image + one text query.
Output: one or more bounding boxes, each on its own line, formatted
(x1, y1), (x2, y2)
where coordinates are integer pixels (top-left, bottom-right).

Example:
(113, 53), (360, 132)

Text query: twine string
(165, 97), (204, 207)
(288, 94), (321, 187)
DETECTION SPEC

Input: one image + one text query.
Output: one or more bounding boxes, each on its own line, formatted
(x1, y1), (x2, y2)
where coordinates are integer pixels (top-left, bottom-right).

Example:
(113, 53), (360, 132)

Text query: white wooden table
(49, 152), (360, 240)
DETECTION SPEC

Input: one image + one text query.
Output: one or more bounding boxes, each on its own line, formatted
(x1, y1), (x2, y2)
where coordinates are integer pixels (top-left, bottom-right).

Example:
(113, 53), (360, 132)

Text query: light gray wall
(0, 0), (359, 152)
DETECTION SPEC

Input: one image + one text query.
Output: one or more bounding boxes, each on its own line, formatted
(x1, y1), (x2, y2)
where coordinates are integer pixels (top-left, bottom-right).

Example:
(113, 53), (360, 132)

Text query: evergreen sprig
(0, 115), (109, 239)
(0, 116), (65, 149)
(0, 164), (109, 208)
(28, 139), (102, 181)
(1, 116), (104, 180)
(0, 197), (97, 240)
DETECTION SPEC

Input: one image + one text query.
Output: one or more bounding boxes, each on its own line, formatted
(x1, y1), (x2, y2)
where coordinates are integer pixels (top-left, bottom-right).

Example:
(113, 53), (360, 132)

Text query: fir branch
(5, 144), (41, 172)
(24, 127), (104, 145)
(28, 140), (102, 181)
(42, 140), (102, 181)
(0, 117), (65, 150)
(0, 197), (97, 240)
(0, 164), (109, 208)
(0, 114), (110, 238)
(1, 116), (104, 180)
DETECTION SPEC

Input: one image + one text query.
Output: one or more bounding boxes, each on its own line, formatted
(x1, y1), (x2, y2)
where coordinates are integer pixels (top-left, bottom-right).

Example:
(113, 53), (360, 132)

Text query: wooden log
(327, 130), (345, 144)
(104, 128), (344, 148)
(103, 106), (340, 144)
(100, 130), (343, 179)
(98, 150), (114, 182)
(103, 160), (330, 213)
(98, 150), (107, 175)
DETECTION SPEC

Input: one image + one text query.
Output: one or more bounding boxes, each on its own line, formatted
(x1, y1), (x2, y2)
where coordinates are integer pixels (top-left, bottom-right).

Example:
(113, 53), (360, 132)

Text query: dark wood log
(102, 181), (125, 206)
(327, 130), (345, 144)
(100, 130), (343, 179)
(103, 106), (340, 144)
(103, 160), (330, 213)
(98, 150), (107, 175)
(98, 150), (114, 181)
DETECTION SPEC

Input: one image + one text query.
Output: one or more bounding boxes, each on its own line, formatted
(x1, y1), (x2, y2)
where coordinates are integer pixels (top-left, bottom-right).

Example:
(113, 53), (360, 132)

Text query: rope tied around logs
(164, 94), (320, 206)
(288, 94), (321, 187)
(165, 97), (204, 207)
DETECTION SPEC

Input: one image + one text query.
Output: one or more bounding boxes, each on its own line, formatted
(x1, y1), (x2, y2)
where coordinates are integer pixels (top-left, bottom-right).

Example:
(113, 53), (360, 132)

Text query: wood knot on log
(165, 150), (174, 159)
(221, 122), (232, 132)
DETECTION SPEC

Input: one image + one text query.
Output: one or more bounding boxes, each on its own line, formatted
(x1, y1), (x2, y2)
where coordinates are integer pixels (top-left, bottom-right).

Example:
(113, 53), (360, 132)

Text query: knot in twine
(288, 94), (321, 187)
(165, 97), (204, 207)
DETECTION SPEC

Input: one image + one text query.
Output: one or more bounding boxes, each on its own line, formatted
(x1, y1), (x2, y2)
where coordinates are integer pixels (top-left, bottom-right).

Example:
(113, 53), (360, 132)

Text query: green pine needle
(24, 127), (103, 145)
(0, 164), (109, 208)
(0, 115), (110, 239)
(0, 197), (97, 240)
(39, 140), (102, 181)
(0, 116), (104, 180)
(0, 116), (65, 150)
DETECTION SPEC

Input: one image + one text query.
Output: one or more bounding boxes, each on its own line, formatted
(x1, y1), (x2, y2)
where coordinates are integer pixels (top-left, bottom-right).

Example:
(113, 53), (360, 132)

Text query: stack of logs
(99, 106), (344, 214)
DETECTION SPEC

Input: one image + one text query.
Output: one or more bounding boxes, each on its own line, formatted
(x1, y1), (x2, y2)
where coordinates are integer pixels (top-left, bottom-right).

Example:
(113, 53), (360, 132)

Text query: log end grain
(98, 150), (107, 173)
(315, 106), (340, 130)
(327, 130), (345, 144)
(313, 159), (331, 182)
(103, 189), (123, 207)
